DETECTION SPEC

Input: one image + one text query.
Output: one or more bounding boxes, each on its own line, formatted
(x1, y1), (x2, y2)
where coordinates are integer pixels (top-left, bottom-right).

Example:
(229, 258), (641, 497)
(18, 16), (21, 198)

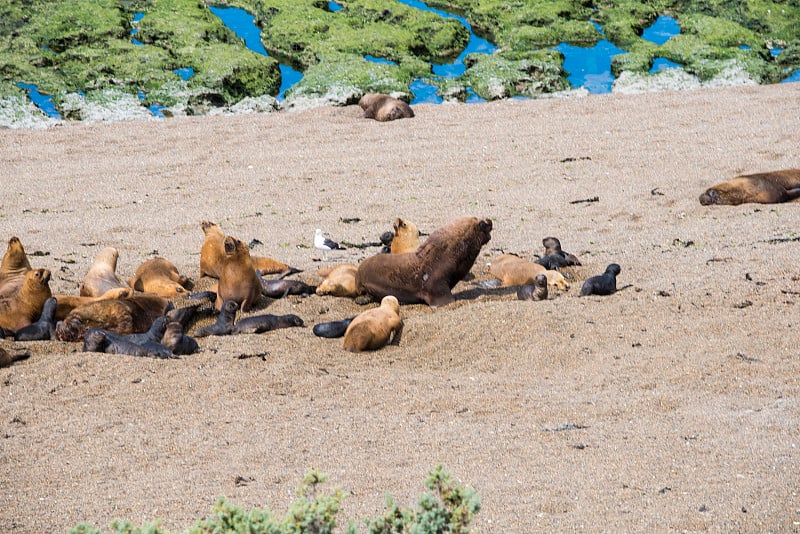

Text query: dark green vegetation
(70, 466), (481, 534)
(0, 0), (798, 121)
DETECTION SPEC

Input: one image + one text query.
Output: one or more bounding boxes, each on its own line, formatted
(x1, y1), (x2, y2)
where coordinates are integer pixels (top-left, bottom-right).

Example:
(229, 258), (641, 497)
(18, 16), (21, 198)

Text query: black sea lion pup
(699, 169), (800, 205)
(194, 300), (238, 337)
(124, 315), (168, 345)
(232, 313), (304, 335)
(580, 264), (621, 296)
(14, 296), (57, 341)
(359, 93), (414, 122)
(313, 317), (355, 339)
(517, 274), (548, 301)
(356, 216), (493, 308)
(342, 296), (402, 353)
(536, 237), (581, 270)
(257, 275), (316, 298)
(83, 327), (176, 359)
(161, 321), (199, 355)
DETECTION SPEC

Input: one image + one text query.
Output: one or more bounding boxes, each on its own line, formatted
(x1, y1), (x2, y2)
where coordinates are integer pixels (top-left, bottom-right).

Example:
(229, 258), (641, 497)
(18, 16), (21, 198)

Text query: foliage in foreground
(70, 465), (480, 534)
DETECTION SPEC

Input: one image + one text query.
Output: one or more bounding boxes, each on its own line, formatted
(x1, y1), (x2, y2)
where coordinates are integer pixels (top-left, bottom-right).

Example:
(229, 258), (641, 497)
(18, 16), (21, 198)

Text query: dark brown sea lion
(342, 296), (402, 352)
(194, 300), (239, 338)
(484, 254), (570, 291)
(80, 247), (130, 297)
(390, 217), (420, 254)
(55, 294), (171, 341)
(0, 347), (30, 368)
(129, 257), (192, 297)
(580, 264), (621, 296)
(536, 237), (581, 270)
(517, 274), (548, 301)
(161, 321), (199, 355)
(14, 296), (57, 341)
(356, 216), (493, 307)
(82, 327), (176, 359)
(359, 93), (415, 122)
(218, 236), (262, 312)
(53, 287), (132, 321)
(313, 317), (355, 339)
(232, 313), (304, 335)
(316, 264), (360, 298)
(258, 276), (316, 298)
(0, 268), (52, 333)
(699, 169), (800, 205)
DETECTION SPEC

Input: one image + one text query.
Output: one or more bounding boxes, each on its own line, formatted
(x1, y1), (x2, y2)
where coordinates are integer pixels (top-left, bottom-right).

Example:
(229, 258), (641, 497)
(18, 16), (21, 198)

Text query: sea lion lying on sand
(482, 254), (569, 291)
(580, 264), (622, 296)
(356, 217), (493, 307)
(55, 294), (171, 341)
(535, 237), (581, 270)
(342, 296), (402, 352)
(699, 169), (800, 205)
(316, 264), (360, 298)
(359, 93), (415, 122)
(129, 257), (192, 297)
(0, 268), (52, 333)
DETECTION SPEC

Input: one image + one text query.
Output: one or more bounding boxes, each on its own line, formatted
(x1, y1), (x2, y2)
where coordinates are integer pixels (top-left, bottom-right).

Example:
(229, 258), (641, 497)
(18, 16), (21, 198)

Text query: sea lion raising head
(580, 264), (622, 296)
(699, 169), (800, 206)
(359, 93), (415, 122)
(217, 236), (262, 312)
(80, 247), (130, 297)
(390, 218), (421, 254)
(0, 236), (32, 280)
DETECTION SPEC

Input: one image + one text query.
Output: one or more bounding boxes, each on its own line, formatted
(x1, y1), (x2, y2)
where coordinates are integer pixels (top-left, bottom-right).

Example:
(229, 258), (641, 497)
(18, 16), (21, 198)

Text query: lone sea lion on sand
(580, 264), (621, 296)
(342, 296), (402, 353)
(80, 248), (130, 297)
(129, 257), (192, 297)
(699, 169), (800, 205)
(517, 274), (548, 301)
(359, 93), (414, 122)
(0, 268), (52, 333)
(356, 216), (493, 307)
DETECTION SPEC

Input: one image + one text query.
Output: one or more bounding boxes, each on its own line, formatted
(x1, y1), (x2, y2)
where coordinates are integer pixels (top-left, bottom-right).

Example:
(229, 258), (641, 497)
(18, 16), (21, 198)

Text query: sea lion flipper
(786, 187), (800, 201)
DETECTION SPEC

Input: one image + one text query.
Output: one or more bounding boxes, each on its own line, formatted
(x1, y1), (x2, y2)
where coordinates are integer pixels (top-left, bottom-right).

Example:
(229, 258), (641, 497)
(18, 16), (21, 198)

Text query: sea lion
(161, 321), (199, 355)
(200, 220), (293, 278)
(124, 315), (169, 345)
(699, 169), (800, 205)
(0, 347), (30, 368)
(53, 287), (132, 321)
(359, 93), (414, 122)
(342, 296), (402, 352)
(128, 257), (192, 297)
(80, 247), (130, 297)
(0, 236), (32, 284)
(312, 317), (355, 339)
(0, 268), (52, 333)
(535, 237), (581, 270)
(217, 236), (262, 312)
(580, 264), (622, 296)
(14, 296), (57, 341)
(55, 294), (171, 341)
(194, 299), (238, 337)
(356, 217), (493, 307)
(258, 276), (316, 298)
(232, 313), (304, 335)
(485, 254), (570, 291)
(82, 327), (176, 359)
(316, 264), (361, 298)
(517, 274), (548, 301)
(390, 217), (420, 254)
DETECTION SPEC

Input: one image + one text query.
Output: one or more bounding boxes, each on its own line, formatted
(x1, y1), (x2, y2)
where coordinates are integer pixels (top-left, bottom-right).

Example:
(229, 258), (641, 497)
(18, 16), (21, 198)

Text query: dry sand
(1, 83), (800, 532)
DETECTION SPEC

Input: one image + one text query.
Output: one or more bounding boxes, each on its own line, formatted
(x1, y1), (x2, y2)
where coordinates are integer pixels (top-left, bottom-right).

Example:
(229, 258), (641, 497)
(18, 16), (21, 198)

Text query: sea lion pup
(342, 296), (402, 352)
(0, 347), (30, 368)
(536, 237), (581, 270)
(232, 313), (304, 335)
(14, 296), (57, 341)
(257, 274), (316, 299)
(55, 294), (171, 341)
(517, 274), (548, 301)
(359, 93), (415, 122)
(356, 216), (493, 307)
(161, 321), (199, 355)
(313, 317), (355, 339)
(217, 236), (262, 312)
(0, 268), (53, 333)
(194, 300), (239, 338)
(125, 315), (169, 345)
(484, 254), (570, 291)
(53, 287), (132, 321)
(315, 264), (361, 298)
(699, 169), (800, 205)
(82, 327), (176, 359)
(0, 236), (32, 284)
(128, 257), (192, 297)
(199, 220), (294, 278)
(390, 217), (421, 254)
(80, 247), (130, 297)
(580, 263), (622, 296)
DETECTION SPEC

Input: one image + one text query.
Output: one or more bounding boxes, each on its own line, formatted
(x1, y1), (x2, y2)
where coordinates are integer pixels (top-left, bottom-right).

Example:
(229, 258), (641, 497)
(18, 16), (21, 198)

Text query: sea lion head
(699, 188), (721, 205)
(223, 236), (237, 255)
(606, 263), (622, 276)
(29, 268), (51, 287)
(542, 237), (563, 253)
(381, 295), (401, 314)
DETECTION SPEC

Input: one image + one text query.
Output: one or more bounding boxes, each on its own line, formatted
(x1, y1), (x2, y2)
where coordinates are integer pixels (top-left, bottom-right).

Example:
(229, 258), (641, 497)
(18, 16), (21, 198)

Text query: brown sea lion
(316, 264), (360, 298)
(517, 274), (549, 301)
(390, 217), (421, 254)
(200, 220), (293, 278)
(699, 169), (800, 205)
(80, 247), (130, 297)
(129, 257), (192, 297)
(356, 217), (492, 307)
(580, 264), (621, 296)
(55, 294), (171, 341)
(232, 313), (304, 335)
(486, 254), (570, 291)
(0, 268), (52, 333)
(218, 236), (262, 312)
(359, 93), (415, 122)
(342, 296), (402, 353)
(0, 236), (32, 284)
(53, 287), (132, 321)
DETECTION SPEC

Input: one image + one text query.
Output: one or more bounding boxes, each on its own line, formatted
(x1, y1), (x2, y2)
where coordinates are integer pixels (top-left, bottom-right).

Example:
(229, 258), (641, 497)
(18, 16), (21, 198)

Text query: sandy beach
(1, 83), (800, 532)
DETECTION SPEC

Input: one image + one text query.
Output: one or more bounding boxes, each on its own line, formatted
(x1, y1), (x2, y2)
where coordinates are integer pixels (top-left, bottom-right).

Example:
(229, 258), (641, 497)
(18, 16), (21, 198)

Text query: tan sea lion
(199, 220), (293, 277)
(80, 247), (130, 297)
(356, 217), (493, 307)
(0, 236), (32, 283)
(0, 268), (52, 333)
(129, 257), (192, 297)
(342, 296), (402, 352)
(316, 264), (360, 298)
(55, 294), (171, 341)
(487, 254), (570, 290)
(53, 287), (132, 321)
(217, 236), (262, 312)
(699, 169), (800, 205)
(390, 217), (420, 254)
(359, 93), (415, 122)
